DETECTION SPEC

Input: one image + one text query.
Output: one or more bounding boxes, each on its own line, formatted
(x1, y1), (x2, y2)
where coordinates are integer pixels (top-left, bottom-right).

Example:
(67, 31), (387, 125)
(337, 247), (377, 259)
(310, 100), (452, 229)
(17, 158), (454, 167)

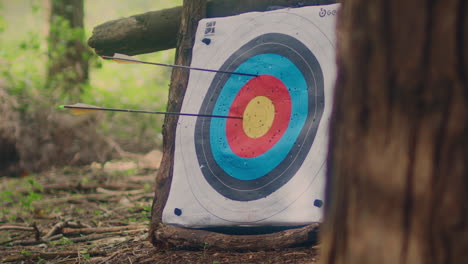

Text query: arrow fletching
(59, 103), (102, 115)
(103, 53), (142, 64)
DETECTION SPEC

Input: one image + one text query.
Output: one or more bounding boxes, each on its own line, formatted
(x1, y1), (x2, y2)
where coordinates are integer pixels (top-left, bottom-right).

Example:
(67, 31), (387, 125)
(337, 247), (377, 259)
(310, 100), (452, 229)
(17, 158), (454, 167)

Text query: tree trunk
(149, 0), (207, 246)
(88, 0), (336, 56)
(320, 0), (468, 264)
(48, 0), (89, 101)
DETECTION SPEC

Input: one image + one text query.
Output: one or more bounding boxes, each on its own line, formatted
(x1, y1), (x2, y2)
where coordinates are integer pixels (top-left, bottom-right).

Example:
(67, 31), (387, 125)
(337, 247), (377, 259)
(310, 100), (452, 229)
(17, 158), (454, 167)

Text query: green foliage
(93, 209), (103, 216)
(0, 176), (44, 222)
(20, 250), (32, 256)
(35, 258), (46, 264)
(19, 190), (42, 210)
(134, 202), (151, 214)
(0, 0), (182, 156)
(50, 236), (74, 245)
(80, 250), (91, 260)
(81, 176), (91, 184)
(0, 16), (6, 33)
(0, 191), (14, 203)
(202, 241), (211, 257)
(83, 51), (173, 137)
(27, 178), (43, 192)
(47, 1), (89, 102)
(109, 168), (139, 178)
(14, 178), (41, 208)
(74, 207), (85, 214)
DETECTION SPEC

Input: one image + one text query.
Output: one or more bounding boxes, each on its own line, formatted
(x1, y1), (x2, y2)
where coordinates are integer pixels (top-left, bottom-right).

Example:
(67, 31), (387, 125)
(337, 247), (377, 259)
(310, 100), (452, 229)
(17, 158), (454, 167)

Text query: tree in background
(48, 0), (88, 101)
(320, 0), (468, 263)
(11, 0), (109, 173)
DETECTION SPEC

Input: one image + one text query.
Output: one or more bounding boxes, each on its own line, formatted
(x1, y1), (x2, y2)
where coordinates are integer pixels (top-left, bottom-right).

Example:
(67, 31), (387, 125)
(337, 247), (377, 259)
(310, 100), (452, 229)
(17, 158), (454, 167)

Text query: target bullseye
(194, 33), (325, 201)
(243, 96), (275, 138)
(226, 75), (291, 159)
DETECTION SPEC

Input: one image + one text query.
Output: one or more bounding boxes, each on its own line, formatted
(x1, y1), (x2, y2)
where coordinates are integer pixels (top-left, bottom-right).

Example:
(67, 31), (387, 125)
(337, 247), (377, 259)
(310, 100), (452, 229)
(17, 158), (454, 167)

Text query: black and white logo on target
(319, 8), (337, 17)
(205, 21), (216, 35)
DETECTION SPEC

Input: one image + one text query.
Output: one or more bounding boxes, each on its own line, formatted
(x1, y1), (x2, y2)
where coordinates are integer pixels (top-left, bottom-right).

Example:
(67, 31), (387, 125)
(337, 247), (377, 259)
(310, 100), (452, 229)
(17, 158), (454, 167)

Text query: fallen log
(88, 0), (336, 56)
(154, 223), (320, 250)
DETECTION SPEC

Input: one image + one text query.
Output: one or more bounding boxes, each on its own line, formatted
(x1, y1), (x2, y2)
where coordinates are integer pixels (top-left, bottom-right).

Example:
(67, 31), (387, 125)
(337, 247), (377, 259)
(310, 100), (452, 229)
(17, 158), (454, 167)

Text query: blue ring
(210, 54), (308, 180)
(195, 33), (324, 201)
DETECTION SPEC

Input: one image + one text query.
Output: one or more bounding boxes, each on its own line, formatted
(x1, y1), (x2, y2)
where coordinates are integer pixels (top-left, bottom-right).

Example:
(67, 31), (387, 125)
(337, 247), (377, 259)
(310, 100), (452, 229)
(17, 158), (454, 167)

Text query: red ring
(226, 75), (291, 158)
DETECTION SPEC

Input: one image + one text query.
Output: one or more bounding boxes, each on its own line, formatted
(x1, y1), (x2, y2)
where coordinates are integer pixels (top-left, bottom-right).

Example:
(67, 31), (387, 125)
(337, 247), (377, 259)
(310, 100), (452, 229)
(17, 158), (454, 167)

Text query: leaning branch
(88, 0), (336, 55)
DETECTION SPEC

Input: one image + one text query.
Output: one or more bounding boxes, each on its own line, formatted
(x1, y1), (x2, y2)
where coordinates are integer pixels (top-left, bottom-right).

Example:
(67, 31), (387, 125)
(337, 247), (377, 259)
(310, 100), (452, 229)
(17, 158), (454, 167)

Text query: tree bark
(149, 0), (207, 246)
(48, 0), (89, 101)
(88, 0), (336, 56)
(153, 223), (320, 250)
(320, 0), (468, 264)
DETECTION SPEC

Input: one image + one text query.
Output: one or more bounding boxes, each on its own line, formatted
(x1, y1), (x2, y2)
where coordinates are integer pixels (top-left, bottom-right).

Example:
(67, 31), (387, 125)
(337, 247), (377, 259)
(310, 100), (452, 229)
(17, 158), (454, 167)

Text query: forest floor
(0, 158), (318, 264)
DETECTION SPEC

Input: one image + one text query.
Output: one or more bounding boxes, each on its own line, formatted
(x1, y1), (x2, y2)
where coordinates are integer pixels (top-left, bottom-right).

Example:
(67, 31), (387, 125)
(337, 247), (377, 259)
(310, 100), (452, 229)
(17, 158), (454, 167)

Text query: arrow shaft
(101, 55), (258, 77)
(63, 105), (242, 119)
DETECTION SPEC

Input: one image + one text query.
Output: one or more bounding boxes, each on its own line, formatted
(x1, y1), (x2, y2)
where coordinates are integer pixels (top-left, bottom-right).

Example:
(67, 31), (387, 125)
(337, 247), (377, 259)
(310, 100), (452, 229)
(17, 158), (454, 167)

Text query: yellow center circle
(243, 96), (275, 138)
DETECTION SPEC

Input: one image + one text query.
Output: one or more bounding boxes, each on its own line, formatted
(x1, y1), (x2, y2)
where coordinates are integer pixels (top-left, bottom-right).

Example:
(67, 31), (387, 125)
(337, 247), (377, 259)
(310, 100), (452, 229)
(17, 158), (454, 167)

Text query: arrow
(102, 53), (258, 77)
(58, 103), (243, 119)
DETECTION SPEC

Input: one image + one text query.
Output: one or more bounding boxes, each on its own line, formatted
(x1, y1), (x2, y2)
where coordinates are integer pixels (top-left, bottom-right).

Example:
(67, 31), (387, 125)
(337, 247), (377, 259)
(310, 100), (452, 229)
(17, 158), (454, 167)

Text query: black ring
(195, 33), (324, 201)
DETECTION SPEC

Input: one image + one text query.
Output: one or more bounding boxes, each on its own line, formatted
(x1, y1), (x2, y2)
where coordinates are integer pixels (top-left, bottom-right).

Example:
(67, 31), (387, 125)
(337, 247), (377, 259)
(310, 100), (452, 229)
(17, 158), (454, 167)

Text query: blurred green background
(0, 0), (182, 173)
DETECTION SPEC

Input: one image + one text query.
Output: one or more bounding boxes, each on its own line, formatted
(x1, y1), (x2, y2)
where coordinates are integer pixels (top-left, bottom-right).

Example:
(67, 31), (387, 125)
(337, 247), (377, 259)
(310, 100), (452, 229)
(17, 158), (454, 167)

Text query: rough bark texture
(154, 223), (320, 250)
(48, 0), (89, 100)
(88, 0), (336, 56)
(149, 0), (207, 246)
(320, 0), (468, 264)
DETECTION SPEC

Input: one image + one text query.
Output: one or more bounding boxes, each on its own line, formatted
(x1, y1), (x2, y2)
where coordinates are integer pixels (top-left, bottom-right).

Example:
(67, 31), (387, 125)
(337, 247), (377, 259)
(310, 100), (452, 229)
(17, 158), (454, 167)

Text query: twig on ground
(33, 193), (120, 205)
(66, 221), (92, 229)
(43, 220), (69, 240)
(10, 238), (44, 246)
(0, 223), (43, 244)
(68, 233), (117, 243)
(0, 225), (35, 232)
(62, 228), (146, 244)
(0, 233), (31, 245)
(43, 233), (64, 242)
(62, 225), (146, 236)
(1, 250), (107, 262)
(10, 234), (64, 246)
(95, 248), (133, 264)
(17, 183), (143, 194)
(95, 187), (146, 195)
(9, 226), (146, 246)
(128, 192), (155, 202)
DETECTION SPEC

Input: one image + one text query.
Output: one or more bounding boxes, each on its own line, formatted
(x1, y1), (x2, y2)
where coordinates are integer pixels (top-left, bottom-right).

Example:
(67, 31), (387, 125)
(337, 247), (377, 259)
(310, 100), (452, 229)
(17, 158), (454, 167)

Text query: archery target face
(163, 4), (339, 228)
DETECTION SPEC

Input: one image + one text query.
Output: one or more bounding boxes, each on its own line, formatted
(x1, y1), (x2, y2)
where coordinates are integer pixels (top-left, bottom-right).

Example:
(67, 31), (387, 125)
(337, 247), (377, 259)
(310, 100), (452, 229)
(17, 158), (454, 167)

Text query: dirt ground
(0, 160), (319, 263)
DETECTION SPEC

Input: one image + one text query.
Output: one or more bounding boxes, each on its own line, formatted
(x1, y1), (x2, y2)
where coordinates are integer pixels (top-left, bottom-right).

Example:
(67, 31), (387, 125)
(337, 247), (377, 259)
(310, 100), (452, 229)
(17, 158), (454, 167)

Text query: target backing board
(163, 4), (339, 228)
